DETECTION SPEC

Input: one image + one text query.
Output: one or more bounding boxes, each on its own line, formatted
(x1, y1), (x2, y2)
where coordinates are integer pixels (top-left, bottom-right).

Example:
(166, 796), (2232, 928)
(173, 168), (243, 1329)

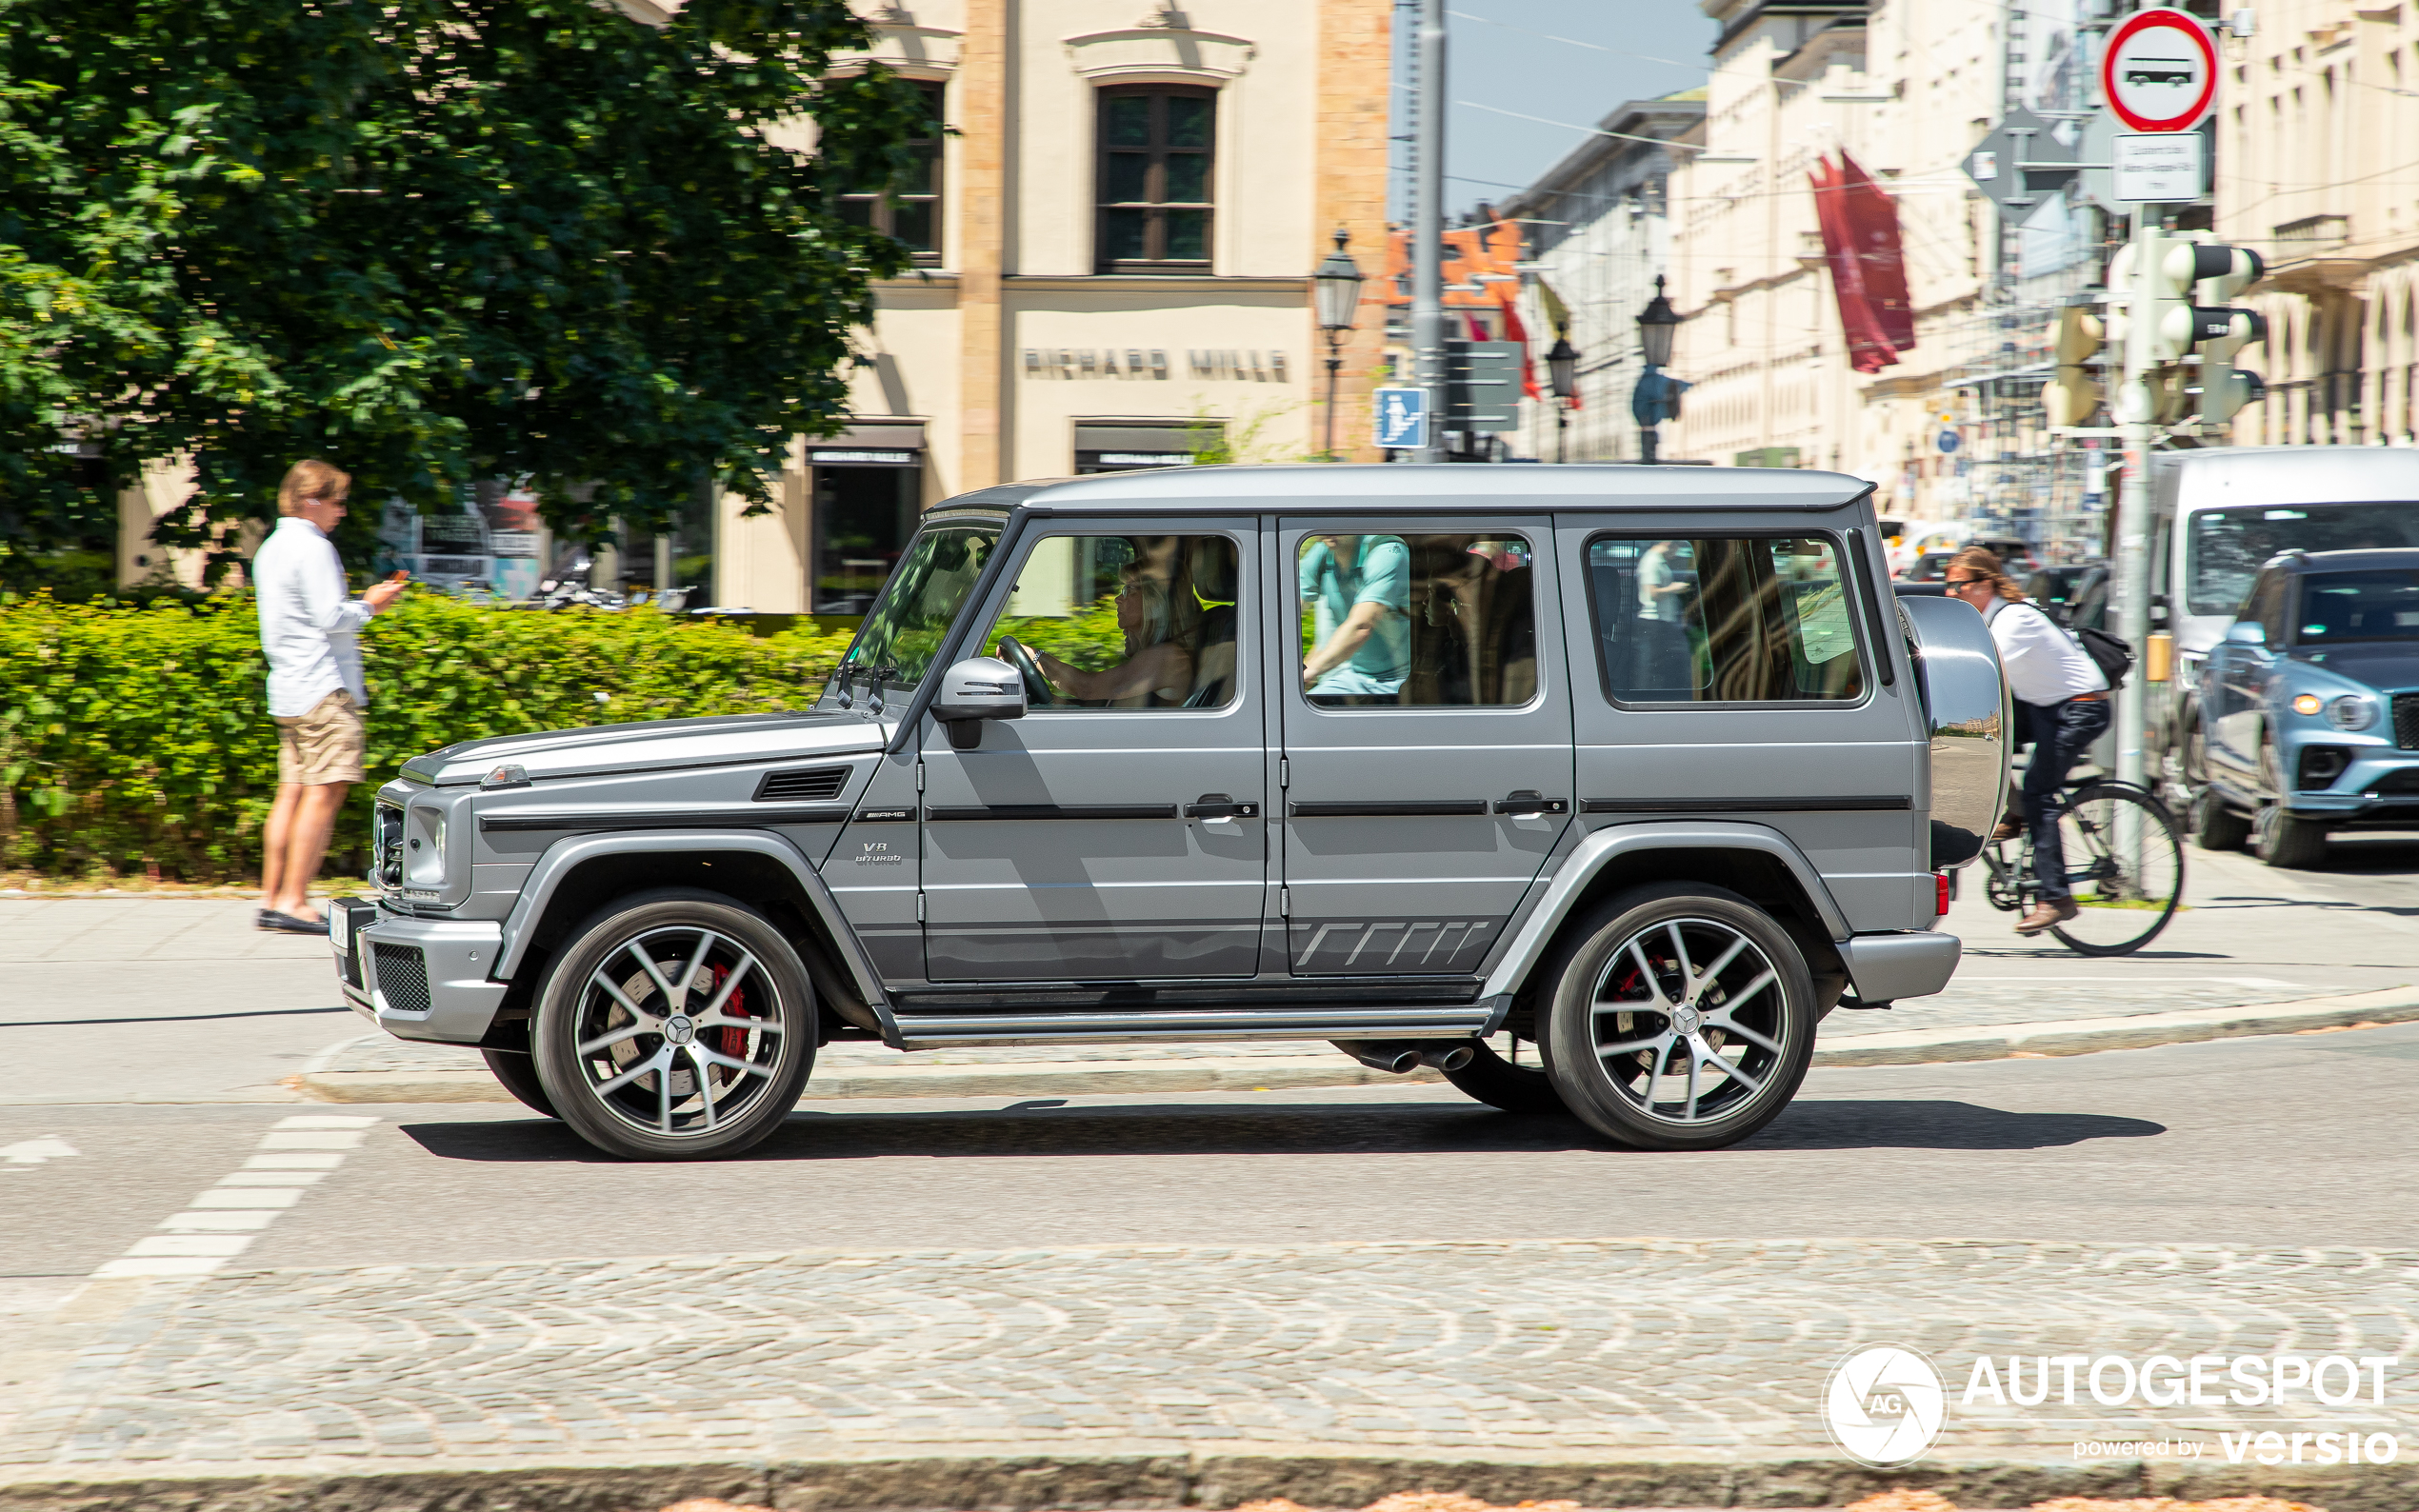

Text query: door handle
(1185, 793), (1261, 820)
(1493, 789), (1569, 817)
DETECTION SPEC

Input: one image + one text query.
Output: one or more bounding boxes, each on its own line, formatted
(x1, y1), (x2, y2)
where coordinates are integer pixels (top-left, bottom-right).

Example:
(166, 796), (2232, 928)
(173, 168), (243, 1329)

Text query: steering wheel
(993, 636), (1057, 707)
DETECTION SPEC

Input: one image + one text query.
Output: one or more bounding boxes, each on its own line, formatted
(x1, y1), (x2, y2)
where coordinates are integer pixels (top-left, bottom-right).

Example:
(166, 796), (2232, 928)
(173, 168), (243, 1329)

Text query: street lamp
(1546, 335), (1579, 464)
(1312, 228), (1365, 462)
(1633, 274), (1685, 463)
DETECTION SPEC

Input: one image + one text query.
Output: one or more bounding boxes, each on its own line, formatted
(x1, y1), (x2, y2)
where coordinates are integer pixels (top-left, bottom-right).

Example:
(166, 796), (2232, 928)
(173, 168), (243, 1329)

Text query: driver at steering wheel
(1006, 567), (1194, 707)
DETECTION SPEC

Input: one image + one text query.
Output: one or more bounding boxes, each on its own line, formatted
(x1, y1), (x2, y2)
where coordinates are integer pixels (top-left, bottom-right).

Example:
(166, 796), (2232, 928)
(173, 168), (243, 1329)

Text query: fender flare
(491, 829), (891, 1022)
(1478, 821), (1853, 999)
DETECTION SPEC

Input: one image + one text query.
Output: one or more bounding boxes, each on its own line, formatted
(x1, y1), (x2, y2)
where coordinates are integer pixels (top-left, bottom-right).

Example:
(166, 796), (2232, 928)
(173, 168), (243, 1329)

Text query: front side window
(2185, 501), (2419, 616)
(839, 80), (944, 262)
(1587, 535), (1866, 704)
(1295, 533), (1537, 707)
(841, 524), (1000, 688)
(983, 534), (1241, 709)
(2294, 568), (2419, 643)
(1095, 86), (1213, 272)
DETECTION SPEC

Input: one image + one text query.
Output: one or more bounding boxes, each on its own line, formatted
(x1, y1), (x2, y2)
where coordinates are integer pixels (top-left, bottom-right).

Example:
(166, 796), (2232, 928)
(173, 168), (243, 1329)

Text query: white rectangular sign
(2112, 131), (2204, 202)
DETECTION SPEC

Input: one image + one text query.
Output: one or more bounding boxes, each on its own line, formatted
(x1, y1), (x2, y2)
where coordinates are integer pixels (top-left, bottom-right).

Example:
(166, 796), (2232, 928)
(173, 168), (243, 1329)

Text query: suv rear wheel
(532, 890), (815, 1161)
(1542, 884), (1816, 1151)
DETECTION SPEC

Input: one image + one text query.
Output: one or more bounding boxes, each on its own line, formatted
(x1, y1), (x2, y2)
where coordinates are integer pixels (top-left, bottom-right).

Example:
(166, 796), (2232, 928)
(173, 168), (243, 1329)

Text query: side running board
(888, 1000), (1509, 1051)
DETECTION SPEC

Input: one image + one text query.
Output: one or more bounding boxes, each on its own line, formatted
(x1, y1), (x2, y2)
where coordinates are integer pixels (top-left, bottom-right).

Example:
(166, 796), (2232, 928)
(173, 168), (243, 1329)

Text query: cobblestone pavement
(5, 1240), (2415, 1476)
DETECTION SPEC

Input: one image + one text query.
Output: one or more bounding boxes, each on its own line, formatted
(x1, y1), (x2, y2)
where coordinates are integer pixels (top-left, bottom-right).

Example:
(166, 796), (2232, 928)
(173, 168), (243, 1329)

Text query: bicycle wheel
(2047, 783), (2185, 956)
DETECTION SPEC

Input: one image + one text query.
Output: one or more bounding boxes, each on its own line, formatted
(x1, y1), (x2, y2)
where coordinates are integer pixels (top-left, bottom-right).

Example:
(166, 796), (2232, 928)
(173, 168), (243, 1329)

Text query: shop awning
(809, 421), (925, 467)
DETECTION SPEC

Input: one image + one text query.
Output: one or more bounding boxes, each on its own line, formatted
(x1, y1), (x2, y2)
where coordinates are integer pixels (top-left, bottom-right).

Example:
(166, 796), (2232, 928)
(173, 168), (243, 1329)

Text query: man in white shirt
(251, 460), (407, 933)
(1945, 547), (2110, 935)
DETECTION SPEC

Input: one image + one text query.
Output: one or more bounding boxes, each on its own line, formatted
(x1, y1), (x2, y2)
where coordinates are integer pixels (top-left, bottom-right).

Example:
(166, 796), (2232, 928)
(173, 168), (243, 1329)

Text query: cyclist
(1944, 546), (2109, 935)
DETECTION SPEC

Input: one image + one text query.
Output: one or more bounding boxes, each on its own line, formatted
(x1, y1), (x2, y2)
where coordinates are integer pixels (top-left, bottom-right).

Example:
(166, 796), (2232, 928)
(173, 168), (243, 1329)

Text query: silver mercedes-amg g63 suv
(333, 465), (2006, 1160)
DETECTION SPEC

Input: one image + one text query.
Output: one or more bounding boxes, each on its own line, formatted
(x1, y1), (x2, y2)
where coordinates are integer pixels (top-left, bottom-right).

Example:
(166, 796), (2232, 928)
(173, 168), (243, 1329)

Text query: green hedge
(0, 592), (856, 881)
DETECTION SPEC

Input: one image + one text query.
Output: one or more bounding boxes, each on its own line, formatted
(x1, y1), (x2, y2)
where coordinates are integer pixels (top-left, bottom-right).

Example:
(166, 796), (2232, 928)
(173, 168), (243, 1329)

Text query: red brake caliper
(710, 964), (751, 1064)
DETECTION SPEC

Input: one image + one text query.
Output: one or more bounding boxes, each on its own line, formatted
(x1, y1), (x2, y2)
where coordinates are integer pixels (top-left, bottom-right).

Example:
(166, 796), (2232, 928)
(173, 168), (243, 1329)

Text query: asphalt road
(5, 1020), (2417, 1285)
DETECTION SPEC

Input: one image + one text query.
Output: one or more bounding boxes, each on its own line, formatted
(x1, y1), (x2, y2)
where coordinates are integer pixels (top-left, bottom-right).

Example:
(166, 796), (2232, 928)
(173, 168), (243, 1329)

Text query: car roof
(928, 463), (1876, 518)
(2155, 445), (2419, 507)
(2270, 547), (2419, 574)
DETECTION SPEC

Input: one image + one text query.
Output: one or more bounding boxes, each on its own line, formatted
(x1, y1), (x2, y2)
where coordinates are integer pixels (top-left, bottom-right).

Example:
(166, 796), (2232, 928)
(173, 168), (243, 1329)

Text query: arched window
(1095, 85), (1215, 273)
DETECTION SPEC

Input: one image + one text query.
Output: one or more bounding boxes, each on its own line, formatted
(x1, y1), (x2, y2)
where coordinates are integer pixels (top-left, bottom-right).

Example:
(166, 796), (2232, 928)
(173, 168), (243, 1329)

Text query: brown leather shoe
(2013, 899), (2080, 935)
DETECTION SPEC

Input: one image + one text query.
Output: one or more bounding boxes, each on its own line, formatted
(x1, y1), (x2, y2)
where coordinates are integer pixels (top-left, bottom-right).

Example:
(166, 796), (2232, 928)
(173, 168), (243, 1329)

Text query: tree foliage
(0, 0), (927, 567)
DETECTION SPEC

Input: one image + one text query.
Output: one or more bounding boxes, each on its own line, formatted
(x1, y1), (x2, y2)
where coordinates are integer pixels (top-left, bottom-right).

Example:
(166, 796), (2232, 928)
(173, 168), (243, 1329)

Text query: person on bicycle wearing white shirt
(1944, 546), (2109, 936)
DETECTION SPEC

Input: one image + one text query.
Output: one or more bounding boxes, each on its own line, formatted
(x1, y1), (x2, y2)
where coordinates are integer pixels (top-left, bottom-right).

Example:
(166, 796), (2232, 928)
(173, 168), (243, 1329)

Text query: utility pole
(1410, 0), (1447, 463)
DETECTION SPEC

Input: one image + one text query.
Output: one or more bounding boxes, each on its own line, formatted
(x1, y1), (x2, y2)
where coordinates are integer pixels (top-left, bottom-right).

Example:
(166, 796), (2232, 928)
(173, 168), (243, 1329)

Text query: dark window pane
(903, 143), (939, 195)
(984, 535), (1243, 710)
(1104, 93), (1151, 147)
(1298, 534), (1536, 706)
(892, 198), (936, 254)
(838, 196), (876, 229)
(1164, 209), (1208, 260)
(1105, 151), (1151, 204)
(1166, 94), (1211, 148)
(1586, 536), (1864, 703)
(1162, 152), (1208, 203)
(1102, 208), (1148, 262)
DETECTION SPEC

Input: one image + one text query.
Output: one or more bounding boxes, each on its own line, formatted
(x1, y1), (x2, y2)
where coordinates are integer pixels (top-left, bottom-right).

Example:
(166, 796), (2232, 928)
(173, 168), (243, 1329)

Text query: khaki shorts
(274, 689), (366, 786)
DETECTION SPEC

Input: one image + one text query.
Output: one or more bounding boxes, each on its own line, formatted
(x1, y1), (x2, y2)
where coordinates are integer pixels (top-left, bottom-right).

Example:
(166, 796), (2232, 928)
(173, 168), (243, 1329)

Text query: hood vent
(753, 766), (850, 803)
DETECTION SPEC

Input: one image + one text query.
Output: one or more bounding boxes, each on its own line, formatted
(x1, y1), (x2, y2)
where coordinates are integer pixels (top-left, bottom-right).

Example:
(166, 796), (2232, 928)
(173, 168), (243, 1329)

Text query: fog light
(2298, 745), (2350, 789)
(2293, 693), (2324, 716)
(2327, 694), (2378, 731)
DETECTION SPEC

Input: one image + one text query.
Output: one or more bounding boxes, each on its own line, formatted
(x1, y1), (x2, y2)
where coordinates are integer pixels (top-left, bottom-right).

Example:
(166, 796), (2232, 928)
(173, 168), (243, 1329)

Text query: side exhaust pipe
(1330, 1040), (1475, 1074)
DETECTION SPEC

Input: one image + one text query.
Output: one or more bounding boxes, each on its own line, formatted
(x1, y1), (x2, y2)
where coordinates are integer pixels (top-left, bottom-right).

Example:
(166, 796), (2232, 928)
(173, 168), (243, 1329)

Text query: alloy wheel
(569, 924), (790, 1141)
(1586, 916), (1789, 1127)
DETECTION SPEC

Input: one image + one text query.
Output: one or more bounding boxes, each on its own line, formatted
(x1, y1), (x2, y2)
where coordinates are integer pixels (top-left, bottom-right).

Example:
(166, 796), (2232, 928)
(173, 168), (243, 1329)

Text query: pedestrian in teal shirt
(1300, 533), (1409, 698)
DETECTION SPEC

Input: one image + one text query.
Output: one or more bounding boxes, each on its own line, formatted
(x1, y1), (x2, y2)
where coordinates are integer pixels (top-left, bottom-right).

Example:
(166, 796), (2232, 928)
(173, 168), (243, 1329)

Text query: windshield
(837, 524), (1002, 688)
(2293, 569), (2419, 645)
(2185, 501), (2419, 615)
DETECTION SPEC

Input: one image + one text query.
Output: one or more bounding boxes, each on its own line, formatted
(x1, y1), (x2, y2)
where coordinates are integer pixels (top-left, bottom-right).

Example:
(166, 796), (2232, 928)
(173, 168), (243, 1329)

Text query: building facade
(1497, 92), (1703, 466)
(715, 0), (1394, 614)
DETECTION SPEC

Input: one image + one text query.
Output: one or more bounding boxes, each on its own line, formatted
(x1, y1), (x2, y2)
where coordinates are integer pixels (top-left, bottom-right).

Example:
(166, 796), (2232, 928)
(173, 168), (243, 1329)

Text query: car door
(1274, 519), (1573, 975)
(919, 522), (1268, 981)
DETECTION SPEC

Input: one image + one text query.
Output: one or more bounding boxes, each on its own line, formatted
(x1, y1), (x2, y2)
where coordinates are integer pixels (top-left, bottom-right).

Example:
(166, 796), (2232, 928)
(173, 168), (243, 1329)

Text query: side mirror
(2225, 621), (2266, 646)
(930, 656), (1026, 750)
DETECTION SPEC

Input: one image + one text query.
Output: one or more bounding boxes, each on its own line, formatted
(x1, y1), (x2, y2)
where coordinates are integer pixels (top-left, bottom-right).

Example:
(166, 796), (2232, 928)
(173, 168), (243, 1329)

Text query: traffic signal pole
(1410, 0), (1447, 464)
(2112, 214), (2161, 805)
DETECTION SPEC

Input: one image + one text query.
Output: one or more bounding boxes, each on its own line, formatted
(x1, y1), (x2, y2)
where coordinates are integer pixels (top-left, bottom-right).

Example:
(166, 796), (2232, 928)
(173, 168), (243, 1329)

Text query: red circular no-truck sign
(2102, 7), (2219, 131)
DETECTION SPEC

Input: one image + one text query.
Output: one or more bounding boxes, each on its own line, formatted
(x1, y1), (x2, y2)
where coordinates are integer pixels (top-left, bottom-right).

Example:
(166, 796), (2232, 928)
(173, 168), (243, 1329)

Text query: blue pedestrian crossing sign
(1372, 387), (1429, 449)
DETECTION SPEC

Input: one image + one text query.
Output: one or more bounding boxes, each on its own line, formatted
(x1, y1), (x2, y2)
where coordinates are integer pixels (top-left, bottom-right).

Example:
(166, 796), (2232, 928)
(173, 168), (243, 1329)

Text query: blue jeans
(2015, 695), (2112, 904)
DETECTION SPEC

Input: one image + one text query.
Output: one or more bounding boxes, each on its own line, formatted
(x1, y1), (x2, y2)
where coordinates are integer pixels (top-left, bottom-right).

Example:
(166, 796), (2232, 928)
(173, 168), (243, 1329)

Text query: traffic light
(2193, 247), (2267, 425)
(2043, 303), (2105, 427)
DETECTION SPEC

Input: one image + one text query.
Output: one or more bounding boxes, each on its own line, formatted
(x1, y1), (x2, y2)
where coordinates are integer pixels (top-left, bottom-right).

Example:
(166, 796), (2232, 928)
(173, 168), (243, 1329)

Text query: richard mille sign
(1021, 348), (1291, 382)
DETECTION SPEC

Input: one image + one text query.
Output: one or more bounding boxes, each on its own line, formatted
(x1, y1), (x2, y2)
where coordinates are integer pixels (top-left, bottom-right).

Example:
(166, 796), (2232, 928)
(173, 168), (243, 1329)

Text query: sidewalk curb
(3, 1447), (2411, 1512)
(293, 985), (2419, 1106)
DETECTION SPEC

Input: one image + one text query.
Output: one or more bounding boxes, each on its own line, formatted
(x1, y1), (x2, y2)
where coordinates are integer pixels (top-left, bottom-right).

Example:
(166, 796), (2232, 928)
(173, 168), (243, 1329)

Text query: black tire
(2189, 786), (2249, 851)
(2253, 806), (2330, 869)
(1440, 1031), (1567, 1115)
(2045, 783), (2186, 957)
(1540, 883), (1816, 1151)
(531, 889), (816, 1161)
(479, 1048), (560, 1119)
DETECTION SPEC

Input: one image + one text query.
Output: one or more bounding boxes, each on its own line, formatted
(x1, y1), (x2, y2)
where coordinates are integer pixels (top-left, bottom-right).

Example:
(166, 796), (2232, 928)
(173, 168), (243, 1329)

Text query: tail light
(1934, 870), (1952, 918)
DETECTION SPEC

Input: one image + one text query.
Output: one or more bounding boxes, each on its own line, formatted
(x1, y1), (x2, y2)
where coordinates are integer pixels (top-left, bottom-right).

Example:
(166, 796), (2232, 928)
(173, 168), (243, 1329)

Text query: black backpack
(2071, 623), (2134, 692)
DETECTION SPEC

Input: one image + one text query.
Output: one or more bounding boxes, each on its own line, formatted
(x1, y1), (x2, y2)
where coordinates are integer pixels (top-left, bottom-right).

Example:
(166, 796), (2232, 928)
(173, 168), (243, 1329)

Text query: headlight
(2327, 694), (2379, 732)
(2292, 693), (2323, 716)
(373, 805), (405, 888)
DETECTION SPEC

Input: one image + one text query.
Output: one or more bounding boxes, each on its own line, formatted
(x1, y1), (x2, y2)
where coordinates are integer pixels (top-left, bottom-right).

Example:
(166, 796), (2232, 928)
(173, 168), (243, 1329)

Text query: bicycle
(1977, 777), (2186, 956)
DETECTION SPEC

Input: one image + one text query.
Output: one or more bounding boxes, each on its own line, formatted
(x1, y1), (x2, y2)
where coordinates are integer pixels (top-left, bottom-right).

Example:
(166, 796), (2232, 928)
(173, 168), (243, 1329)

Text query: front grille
(2395, 693), (2419, 750)
(370, 944), (431, 1015)
(753, 766), (850, 802)
(2376, 768), (2419, 796)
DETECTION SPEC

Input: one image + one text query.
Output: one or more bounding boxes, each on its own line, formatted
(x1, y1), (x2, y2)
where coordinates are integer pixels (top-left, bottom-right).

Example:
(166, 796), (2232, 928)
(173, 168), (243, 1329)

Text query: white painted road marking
(90, 1114), (378, 1279)
(2, 1135), (78, 1166)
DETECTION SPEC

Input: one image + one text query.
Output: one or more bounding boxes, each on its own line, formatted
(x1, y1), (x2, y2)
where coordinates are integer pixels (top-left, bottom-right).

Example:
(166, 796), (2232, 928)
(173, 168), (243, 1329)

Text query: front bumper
(332, 898), (507, 1044)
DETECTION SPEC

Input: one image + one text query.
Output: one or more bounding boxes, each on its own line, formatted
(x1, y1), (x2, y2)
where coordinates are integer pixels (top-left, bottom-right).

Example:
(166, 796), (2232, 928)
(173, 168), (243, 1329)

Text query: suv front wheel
(1542, 884), (1816, 1151)
(531, 890), (816, 1161)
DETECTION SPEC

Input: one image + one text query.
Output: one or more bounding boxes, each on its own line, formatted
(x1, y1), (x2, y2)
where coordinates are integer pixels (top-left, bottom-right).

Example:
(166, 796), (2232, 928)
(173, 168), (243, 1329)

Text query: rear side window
(1586, 535), (1866, 704)
(1296, 532), (1538, 706)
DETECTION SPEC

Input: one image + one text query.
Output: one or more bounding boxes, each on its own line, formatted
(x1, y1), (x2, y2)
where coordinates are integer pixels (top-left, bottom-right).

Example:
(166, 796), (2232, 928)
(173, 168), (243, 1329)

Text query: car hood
(2289, 644), (2419, 691)
(401, 709), (889, 786)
